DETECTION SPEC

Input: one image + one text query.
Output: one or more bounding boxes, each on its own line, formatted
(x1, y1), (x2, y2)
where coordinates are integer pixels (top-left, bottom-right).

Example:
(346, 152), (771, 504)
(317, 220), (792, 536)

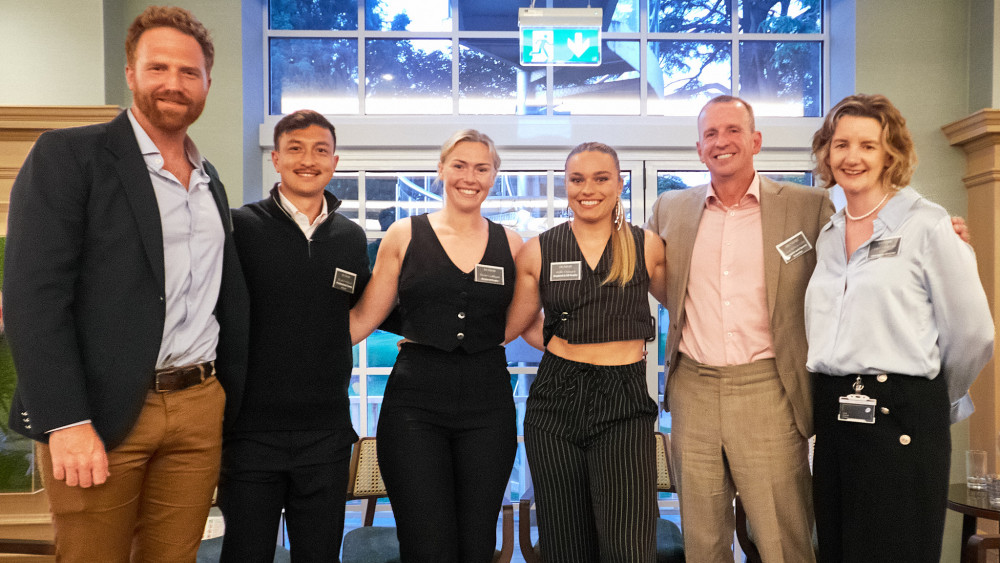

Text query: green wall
(856, 0), (971, 216)
(856, 3), (976, 561)
(103, 0), (245, 205)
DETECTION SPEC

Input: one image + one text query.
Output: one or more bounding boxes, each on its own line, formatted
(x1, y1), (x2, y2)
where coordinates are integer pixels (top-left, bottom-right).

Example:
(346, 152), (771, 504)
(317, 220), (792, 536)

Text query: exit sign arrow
(567, 32), (591, 58)
(520, 27), (602, 66)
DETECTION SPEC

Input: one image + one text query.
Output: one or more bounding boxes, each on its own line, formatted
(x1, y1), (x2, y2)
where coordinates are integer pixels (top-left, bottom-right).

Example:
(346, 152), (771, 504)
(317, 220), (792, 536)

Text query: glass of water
(967, 450), (988, 490)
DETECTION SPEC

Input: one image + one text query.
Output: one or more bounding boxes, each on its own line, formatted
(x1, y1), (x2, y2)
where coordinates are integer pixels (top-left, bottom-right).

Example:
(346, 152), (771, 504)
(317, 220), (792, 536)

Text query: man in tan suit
(646, 95), (832, 562)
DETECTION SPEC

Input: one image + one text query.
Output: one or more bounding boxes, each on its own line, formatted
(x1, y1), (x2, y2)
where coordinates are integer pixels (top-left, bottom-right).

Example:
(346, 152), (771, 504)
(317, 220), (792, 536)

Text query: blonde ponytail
(603, 199), (636, 287)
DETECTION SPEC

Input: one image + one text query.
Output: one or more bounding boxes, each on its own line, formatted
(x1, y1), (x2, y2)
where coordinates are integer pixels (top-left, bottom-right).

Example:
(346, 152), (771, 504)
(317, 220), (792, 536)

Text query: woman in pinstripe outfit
(507, 142), (668, 563)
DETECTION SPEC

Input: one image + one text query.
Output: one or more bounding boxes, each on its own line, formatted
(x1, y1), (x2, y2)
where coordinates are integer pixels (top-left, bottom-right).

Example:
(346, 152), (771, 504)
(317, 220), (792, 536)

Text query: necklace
(845, 191), (889, 221)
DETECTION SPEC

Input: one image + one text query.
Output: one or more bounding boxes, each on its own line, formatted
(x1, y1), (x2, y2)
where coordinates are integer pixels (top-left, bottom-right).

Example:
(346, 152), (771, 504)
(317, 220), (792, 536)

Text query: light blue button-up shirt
(128, 110), (224, 370)
(805, 186), (994, 423)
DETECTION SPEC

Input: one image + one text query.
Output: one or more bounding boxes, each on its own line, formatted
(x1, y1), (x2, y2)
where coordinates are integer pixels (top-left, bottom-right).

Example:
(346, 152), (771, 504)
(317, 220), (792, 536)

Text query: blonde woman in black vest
(506, 142), (668, 563)
(350, 130), (523, 562)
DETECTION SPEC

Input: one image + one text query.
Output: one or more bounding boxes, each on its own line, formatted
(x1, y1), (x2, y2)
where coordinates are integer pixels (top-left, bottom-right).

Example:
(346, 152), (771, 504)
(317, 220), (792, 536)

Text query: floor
(221, 502), (750, 562)
(335, 502), (706, 563)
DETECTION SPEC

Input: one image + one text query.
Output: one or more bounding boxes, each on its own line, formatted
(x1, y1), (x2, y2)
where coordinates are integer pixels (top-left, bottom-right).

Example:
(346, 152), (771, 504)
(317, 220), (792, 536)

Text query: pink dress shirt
(679, 173), (775, 366)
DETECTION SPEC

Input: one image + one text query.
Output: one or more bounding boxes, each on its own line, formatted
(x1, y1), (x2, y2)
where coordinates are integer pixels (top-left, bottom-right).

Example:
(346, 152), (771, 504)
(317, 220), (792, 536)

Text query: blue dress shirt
(805, 186), (994, 423)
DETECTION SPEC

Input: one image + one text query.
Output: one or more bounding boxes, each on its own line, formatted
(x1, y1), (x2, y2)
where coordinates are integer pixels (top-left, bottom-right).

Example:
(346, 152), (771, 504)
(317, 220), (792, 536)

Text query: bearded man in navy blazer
(4, 6), (248, 561)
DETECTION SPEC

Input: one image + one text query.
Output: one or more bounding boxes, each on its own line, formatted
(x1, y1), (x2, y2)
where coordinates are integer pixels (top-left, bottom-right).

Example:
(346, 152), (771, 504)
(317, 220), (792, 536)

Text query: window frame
(262, 0), (831, 118)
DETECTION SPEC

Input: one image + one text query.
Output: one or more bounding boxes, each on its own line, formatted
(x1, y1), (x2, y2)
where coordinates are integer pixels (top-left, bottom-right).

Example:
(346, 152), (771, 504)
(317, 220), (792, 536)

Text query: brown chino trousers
(38, 376), (225, 562)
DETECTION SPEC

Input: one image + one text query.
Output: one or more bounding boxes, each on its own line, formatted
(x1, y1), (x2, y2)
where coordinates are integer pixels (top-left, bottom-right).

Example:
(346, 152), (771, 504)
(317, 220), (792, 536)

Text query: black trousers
(524, 352), (658, 563)
(218, 434), (353, 563)
(813, 372), (951, 563)
(377, 344), (516, 563)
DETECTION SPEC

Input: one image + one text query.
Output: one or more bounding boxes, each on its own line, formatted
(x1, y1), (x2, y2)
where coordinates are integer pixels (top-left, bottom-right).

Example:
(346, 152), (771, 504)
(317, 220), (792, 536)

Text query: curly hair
(126, 6), (214, 72)
(812, 94), (916, 190)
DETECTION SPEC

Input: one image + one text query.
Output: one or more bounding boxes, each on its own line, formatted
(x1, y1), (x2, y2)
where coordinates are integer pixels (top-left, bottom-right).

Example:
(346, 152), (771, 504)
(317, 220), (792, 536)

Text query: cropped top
(539, 222), (654, 345)
(397, 214), (515, 353)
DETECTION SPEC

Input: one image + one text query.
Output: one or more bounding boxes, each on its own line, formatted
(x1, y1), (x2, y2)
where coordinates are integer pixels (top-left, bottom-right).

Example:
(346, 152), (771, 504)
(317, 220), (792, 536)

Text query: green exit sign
(520, 27), (602, 66)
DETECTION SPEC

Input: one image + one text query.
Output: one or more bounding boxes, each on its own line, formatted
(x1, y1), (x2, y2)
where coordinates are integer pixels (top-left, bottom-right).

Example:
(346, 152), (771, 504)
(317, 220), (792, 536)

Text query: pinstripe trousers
(524, 352), (658, 563)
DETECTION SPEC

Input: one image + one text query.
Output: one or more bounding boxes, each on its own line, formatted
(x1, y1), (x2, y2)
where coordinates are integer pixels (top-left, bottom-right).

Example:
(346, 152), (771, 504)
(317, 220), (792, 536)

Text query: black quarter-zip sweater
(227, 185), (369, 446)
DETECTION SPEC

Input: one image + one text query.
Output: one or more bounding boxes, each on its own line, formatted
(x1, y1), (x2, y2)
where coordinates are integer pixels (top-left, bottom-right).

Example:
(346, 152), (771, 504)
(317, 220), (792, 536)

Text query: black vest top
(397, 214), (515, 353)
(539, 222), (654, 345)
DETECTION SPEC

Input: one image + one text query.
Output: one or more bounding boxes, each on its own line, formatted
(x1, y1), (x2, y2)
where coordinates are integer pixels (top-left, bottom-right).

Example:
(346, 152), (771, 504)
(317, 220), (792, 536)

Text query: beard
(132, 87), (205, 133)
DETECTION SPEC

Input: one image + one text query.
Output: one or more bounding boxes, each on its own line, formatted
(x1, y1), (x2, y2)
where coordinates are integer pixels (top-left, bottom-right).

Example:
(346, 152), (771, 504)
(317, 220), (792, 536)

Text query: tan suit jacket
(646, 176), (834, 438)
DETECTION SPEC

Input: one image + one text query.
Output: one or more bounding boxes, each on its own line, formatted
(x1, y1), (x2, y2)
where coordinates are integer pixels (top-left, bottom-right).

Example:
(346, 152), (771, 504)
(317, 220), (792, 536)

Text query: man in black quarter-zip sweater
(218, 110), (370, 563)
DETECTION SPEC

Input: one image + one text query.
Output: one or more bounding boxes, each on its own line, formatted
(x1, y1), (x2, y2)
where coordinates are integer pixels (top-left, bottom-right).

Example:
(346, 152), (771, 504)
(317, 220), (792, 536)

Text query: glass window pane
(349, 374), (361, 434)
(655, 171), (812, 191)
(553, 174), (568, 224)
(762, 172), (814, 185)
(610, 0), (639, 33)
(553, 41), (641, 116)
(459, 40), (521, 115)
(738, 0), (821, 34)
(269, 38), (359, 115)
(482, 172), (549, 232)
(367, 173), (443, 217)
(739, 40), (821, 117)
(367, 331), (402, 368)
(366, 0), (451, 31)
(648, 41), (731, 116)
(457, 0), (515, 31)
(327, 173), (360, 223)
(648, 0), (730, 32)
(510, 442), (531, 501)
(505, 338), (543, 368)
(656, 171), (710, 195)
(365, 40), (453, 114)
(269, 0), (358, 30)
(366, 394), (389, 430)
(513, 373), (536, 437)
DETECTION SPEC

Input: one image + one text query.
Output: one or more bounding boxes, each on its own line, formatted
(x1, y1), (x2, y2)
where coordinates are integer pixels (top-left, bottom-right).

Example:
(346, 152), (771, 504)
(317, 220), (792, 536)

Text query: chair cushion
(196, 536), (291, 563)
(656, 518), (685, 563)
(342, 526), (401, 563)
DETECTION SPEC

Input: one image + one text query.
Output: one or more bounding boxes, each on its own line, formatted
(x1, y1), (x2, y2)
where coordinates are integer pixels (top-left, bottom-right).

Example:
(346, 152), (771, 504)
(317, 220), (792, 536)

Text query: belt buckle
(153, 369), (171, 393)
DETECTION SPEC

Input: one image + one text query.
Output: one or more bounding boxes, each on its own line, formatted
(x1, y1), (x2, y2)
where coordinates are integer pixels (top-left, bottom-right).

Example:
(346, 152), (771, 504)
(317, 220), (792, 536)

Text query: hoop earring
(613, 198), (624, 230)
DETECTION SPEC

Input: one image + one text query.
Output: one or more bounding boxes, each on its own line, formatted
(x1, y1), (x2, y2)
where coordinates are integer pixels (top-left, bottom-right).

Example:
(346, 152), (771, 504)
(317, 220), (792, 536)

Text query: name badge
(550, 261), (582, 282)
(474, 264), (505, 285)
(332, 268), (357, 294)
(776, 231), (813, 264)
(839, 395), (877, 424)
(868, 236), (901, 260)
(838, 376), (876, 424)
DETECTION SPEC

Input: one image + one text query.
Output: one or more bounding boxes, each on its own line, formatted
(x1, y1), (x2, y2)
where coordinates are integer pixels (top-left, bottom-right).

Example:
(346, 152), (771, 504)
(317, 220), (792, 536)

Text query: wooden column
(0, 105), (121, 236)
(942, 109), (1000, 466)
(0, 105), (119, 562)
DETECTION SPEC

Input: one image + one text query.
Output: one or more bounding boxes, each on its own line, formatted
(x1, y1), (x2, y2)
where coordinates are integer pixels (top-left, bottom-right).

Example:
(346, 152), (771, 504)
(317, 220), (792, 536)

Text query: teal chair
(341, 437), (514, 563)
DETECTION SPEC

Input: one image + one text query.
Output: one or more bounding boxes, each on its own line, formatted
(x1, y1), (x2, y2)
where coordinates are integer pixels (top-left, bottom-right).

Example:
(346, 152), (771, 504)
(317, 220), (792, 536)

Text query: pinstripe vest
(539, 222), (654, 346)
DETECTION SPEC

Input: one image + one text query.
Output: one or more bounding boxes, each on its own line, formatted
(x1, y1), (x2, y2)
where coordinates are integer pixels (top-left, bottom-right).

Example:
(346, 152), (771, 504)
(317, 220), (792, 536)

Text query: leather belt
(151, 361), (215, 392)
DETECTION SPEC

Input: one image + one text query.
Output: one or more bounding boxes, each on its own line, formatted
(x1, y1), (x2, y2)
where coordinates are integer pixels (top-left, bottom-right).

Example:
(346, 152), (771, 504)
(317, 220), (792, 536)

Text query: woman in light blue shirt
(805, 94), (993, 563)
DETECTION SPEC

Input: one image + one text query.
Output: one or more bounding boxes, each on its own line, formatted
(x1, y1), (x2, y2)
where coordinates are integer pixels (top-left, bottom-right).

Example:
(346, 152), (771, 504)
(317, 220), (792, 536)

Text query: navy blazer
(4, 111), (249, 450)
